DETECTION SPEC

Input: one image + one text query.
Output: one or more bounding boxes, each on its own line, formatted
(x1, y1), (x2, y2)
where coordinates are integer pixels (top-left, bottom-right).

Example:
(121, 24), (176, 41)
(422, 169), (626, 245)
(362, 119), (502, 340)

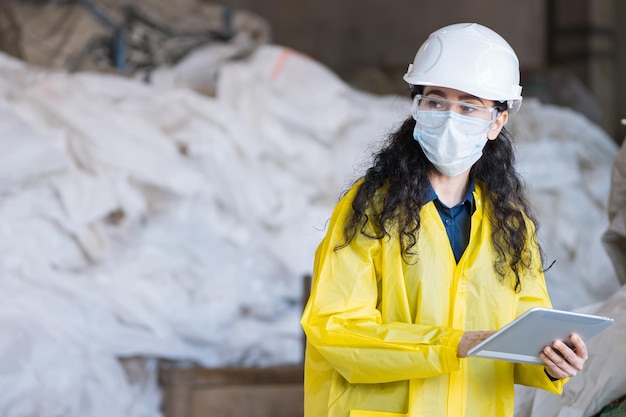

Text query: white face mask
(413, 111), (490, 177)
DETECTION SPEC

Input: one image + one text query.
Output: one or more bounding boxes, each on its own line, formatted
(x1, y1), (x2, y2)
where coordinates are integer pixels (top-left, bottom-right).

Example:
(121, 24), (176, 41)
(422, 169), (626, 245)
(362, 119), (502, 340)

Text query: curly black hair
(337, 92), (541, 292)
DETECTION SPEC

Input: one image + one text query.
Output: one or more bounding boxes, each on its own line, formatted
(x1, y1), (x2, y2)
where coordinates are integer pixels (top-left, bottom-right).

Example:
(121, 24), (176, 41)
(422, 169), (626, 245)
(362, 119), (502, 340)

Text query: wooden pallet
(159, 364), (304, 417)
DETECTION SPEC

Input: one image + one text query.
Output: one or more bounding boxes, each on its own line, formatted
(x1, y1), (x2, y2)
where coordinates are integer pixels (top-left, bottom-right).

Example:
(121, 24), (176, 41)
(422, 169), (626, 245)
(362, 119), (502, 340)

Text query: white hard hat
(403, 23), (523, 113)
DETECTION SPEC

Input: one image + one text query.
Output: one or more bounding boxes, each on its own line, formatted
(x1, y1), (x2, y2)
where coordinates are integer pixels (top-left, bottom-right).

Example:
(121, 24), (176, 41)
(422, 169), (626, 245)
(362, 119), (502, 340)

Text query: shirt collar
(425, 178), (476, 210)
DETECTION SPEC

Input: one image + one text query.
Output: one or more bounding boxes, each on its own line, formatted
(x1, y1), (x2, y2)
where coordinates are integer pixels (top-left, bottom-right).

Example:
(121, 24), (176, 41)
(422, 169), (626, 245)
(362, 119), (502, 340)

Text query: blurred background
(3, 0), (625, 141)
(0, 1), (625, 417)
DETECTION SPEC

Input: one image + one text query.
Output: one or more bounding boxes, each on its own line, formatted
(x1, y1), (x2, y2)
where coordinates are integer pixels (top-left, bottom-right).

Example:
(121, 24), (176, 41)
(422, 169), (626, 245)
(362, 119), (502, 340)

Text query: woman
(300, 23), (588, 417)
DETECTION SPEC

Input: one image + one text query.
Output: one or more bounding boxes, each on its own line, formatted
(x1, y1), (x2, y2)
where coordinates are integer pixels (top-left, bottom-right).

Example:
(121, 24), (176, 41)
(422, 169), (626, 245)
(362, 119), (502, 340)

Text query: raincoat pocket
(349, 410), (406, 417)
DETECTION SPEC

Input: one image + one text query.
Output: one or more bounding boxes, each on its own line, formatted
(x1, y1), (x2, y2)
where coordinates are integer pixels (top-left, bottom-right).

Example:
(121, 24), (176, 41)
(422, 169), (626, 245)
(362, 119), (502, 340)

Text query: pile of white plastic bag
(0, 39), (621, 416)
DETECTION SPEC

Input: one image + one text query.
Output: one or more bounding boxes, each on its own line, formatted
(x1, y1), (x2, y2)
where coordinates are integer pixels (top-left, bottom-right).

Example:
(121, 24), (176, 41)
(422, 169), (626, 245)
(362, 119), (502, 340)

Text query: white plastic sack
(514, 284), (626, 417)
(509, 99), (620, 310)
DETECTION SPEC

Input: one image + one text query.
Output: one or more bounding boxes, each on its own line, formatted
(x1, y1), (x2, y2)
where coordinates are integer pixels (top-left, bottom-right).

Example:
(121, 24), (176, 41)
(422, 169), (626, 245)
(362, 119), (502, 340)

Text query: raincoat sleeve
(513, 217), (567, 394)
(300, 184), (463, 385)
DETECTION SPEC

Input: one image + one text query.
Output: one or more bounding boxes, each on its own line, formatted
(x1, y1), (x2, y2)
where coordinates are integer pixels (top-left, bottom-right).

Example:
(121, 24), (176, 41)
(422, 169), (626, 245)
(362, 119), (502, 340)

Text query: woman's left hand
(540, 333), (588, 380)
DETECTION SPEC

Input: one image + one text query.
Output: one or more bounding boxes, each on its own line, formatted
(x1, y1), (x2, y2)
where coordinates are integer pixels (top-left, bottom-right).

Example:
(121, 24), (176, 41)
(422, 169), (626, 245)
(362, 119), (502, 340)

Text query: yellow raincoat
(301, 181), (566, 417)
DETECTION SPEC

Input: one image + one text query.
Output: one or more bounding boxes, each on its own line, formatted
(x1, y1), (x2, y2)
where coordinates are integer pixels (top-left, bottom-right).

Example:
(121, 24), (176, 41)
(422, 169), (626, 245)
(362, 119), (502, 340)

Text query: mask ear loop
(486, 108), (509, 140)
(491, 102), (510, 130)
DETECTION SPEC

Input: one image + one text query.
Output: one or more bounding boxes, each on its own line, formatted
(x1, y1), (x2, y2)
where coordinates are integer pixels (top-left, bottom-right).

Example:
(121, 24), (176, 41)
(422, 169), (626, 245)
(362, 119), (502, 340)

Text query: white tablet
(467, 307), (614, 364)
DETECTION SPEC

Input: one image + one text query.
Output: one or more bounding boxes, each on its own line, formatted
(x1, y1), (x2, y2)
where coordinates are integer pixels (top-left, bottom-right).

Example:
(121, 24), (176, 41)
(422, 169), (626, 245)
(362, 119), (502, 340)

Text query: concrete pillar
(615, 0), (626, 143)
(547, 0), (619, 140)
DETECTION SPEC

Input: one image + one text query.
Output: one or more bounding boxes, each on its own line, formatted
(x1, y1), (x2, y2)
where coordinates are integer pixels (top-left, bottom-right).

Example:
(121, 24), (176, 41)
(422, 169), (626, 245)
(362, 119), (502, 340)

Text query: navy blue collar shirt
(424, 179), (476, 263)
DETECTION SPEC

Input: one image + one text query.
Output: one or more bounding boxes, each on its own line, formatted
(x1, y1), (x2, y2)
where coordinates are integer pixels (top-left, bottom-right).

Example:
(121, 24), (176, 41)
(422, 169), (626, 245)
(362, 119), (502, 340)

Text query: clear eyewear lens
(411, 95), (497, 135)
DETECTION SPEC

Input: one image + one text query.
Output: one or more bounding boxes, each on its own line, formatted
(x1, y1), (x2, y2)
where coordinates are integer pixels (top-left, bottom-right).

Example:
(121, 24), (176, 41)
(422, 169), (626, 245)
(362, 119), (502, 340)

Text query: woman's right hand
(458, 330), (496, 358)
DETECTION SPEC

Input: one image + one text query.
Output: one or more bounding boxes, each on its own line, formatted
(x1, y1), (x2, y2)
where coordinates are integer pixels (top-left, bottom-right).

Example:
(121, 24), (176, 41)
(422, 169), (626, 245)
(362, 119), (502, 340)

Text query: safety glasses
(411, 94), (499, 135)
